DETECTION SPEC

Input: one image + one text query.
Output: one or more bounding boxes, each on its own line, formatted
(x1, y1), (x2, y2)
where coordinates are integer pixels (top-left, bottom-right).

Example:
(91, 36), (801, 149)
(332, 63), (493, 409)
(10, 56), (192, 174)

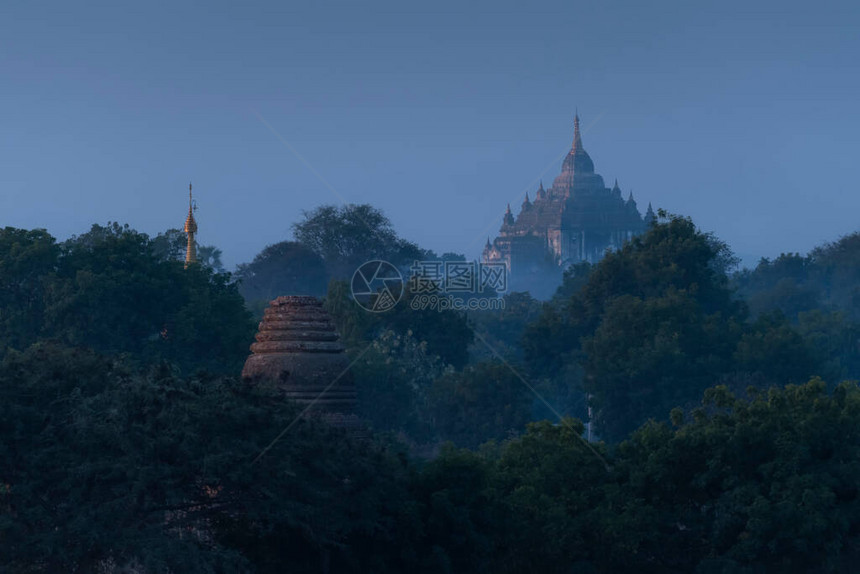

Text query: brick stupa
(241, 296), (361, 430)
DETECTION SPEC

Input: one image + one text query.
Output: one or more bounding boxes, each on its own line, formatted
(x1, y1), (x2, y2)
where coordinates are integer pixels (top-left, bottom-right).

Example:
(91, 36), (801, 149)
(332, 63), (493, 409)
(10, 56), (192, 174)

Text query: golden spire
(184, 182), (198, 268)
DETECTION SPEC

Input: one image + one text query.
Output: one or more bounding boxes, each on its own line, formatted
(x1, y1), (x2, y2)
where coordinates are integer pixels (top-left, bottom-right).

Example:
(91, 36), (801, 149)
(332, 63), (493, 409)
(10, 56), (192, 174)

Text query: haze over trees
(5, 207), (860, 572)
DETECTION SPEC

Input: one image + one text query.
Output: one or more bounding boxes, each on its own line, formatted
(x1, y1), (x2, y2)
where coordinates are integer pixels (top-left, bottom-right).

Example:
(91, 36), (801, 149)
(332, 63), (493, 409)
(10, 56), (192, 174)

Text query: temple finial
(645, 202), (656, 223)
(503, 203), (515, 226)
(184, 182), (198, 268)
(572, 112), (583, 151)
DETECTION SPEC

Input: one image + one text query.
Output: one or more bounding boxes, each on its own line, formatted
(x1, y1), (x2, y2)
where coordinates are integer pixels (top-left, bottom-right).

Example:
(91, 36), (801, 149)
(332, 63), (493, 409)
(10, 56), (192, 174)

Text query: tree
(552, 261), (593, 303)
(324, 279), (474, 369)
(525, 214), (748, 442)
(469, 291), (543, 362)
(293, 204), (428, 279)
(617, 379), (860, 573)
(487, 419), (633, 574)
(584, 289), (744, 441)
(0, 343), (418, 573)
(734, 253), (819, 319)
(235, 241), (329, 306)
(43, 223), (254, 374)
(350, 329), (449, 442)
(428, 361), (532, 448)
(151, 227), (225, 272)
(0, 227), (58, 351)
(809, 232), (860, 320)
(733, 312), (820, 385)
(796, 309), (860, 381)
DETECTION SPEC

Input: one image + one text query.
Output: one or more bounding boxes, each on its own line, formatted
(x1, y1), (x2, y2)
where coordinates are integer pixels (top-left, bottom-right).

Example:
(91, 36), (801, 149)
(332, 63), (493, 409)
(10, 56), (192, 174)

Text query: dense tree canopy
(0, 227), (58, 350)
(293, 204), (429, 279)
(734, 232), (860, 381)
(6, 208), (860, 572)
(617, 379), (860, 573)
(525, 214), (769, 441)
(235, 240), (329, 309)
(0, 223), (254, 374)
(47, 223), (254, 374)
(428, 361), (532, 449)
(0, 344), (416, 573)
(324, 279), (474, 369)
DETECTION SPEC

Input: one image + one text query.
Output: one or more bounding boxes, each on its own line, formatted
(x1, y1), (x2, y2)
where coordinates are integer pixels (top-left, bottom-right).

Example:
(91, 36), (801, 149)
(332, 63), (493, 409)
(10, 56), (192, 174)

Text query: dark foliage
(235, 240), (329, 307)
(0, 223), (254, 374)
(293, 204), (430, 280)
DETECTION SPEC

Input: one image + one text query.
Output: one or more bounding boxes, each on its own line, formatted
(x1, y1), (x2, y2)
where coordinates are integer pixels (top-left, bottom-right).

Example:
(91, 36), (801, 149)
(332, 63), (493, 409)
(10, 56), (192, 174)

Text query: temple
(184, 183), (198, 268)
(241, 296), (362, 432)
(482, 114), (654, 298)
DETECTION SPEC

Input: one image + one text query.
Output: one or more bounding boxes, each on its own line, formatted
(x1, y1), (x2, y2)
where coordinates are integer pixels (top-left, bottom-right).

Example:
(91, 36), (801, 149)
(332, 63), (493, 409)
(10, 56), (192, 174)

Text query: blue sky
(1, 0), (858, 269)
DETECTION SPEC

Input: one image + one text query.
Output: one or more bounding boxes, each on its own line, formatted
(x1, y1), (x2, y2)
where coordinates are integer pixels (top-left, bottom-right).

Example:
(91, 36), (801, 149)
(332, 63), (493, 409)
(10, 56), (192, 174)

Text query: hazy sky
(2, 0), (858, 269)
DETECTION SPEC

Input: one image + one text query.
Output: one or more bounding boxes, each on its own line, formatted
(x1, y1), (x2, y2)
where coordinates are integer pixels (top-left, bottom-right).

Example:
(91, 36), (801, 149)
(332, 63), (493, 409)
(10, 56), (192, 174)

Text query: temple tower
(482, 113), (647, 298)
(184, 183), (198, 268)
(241, 296), (362, 431)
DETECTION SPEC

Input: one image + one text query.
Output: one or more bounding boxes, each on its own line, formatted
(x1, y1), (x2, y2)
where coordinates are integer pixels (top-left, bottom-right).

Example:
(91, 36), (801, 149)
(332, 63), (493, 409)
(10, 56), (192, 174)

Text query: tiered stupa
(241, 296), (361, 430)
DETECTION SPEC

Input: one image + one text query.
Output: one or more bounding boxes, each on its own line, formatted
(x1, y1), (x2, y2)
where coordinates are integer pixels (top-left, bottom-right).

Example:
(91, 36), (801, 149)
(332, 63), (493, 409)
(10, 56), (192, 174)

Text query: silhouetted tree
(44, 223), (253, 374)
(293, 204), (428, 279)
(236, 241), (329, 306)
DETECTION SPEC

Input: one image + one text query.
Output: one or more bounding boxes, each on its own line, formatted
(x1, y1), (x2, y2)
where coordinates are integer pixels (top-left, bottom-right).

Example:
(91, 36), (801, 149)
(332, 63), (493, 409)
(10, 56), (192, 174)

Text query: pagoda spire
(645, 202), (656, 225)
(503, 203), (515, 226)
(521, 192), (532, 212)
(184, 182), (198, 268)
(572, 112), (583, 151)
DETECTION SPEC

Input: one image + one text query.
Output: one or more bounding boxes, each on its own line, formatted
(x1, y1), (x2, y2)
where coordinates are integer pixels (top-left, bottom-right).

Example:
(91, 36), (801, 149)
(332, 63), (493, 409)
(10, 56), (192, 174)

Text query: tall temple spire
(572, 112), (583, 152)
(554, 110), (595, 193)
(184, 182), (198, 268)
